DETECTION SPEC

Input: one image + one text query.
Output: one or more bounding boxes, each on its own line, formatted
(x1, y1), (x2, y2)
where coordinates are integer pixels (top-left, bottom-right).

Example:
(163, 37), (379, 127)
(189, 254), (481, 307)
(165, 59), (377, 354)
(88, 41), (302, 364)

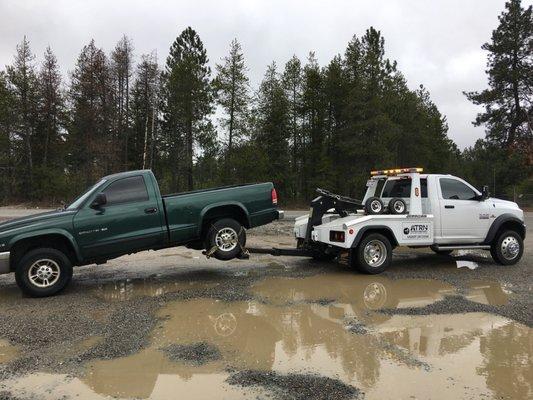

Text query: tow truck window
(381, 179), (427, 198)
(103, 176), (149, 205)
(439, 178), (477, 200)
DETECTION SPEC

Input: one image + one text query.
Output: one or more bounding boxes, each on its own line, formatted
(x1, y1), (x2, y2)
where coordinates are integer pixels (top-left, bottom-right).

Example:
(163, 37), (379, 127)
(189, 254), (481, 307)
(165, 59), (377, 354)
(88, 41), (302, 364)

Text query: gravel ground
(161, 342), (221, 365)
(0, 210), (531, 399)
(226, 370), (363, 400)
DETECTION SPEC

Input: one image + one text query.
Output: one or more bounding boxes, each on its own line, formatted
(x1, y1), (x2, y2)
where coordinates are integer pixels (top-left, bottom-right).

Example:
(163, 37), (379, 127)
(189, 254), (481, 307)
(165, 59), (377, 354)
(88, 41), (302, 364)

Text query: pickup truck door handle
(144, 207), (158, 214)
(444, 205), (455, 209)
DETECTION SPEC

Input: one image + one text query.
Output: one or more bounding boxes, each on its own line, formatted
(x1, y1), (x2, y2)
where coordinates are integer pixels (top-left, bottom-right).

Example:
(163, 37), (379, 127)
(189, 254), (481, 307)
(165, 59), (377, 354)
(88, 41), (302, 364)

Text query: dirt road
(0, 213), (531, 400)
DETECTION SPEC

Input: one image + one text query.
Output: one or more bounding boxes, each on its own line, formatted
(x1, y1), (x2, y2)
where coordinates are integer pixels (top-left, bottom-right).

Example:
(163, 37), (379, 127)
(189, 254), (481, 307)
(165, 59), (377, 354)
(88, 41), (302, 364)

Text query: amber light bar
(370, 167), (423, 176)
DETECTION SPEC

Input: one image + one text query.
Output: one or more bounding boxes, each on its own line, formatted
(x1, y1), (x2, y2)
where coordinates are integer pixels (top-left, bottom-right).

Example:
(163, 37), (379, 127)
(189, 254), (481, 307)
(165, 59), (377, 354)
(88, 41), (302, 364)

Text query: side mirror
(480, 185), (489, 201)
(90, 193), (107, 209)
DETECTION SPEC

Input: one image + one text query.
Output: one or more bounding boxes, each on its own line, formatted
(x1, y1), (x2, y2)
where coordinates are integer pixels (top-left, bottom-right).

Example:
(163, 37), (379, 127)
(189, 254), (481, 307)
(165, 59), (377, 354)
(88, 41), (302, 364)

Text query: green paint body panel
(0, 170), (280, 270)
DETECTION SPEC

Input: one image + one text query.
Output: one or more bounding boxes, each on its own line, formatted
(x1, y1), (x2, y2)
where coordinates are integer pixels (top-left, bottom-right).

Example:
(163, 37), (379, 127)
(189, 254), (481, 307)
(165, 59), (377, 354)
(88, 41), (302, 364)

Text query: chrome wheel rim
(215, 227), (238, 252)
(28, 259), (60, 288)
(501, 236), (520, 260)
(370, 200), (382, 213)
(363, 240), (387, 267)
(393, 201), (405, 213)
(363, 282), (387, 309)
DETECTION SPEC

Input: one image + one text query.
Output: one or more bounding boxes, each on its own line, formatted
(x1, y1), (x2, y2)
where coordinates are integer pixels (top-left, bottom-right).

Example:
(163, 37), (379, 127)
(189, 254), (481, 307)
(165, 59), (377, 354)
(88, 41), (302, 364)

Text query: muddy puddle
(92, 278), (220, 302)
(1, 274), (531, 399)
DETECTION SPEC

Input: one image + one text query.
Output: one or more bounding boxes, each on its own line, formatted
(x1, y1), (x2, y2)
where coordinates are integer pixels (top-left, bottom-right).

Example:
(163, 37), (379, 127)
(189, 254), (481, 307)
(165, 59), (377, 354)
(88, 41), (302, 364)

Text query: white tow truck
(283, 168), (526, 273)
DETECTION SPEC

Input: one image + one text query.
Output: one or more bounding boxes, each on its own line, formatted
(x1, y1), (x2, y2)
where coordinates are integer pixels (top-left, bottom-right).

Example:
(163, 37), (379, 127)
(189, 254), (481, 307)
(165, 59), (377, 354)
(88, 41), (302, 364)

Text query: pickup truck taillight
(271, 188), (278, 205)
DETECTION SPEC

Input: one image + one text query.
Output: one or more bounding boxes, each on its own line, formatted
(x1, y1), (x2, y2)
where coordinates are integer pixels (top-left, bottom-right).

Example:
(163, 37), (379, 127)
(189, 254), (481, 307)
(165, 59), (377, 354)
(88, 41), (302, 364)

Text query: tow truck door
(437, 177), (489, 242)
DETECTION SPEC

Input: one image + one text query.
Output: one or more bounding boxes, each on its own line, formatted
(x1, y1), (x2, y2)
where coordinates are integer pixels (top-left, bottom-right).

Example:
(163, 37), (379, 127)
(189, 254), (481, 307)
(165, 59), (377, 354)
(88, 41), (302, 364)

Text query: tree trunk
(187, 120), (193, 190)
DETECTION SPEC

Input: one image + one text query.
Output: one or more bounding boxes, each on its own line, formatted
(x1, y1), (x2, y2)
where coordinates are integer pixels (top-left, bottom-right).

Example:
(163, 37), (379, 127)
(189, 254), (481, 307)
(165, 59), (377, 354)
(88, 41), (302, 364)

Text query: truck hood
(0, 210), (77, 233)
(489, 198), (520, 210)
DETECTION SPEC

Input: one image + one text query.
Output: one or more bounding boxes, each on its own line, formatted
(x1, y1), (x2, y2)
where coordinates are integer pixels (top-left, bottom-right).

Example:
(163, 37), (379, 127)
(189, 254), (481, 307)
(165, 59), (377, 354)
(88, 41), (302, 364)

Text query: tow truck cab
(294, 168), (525, 273)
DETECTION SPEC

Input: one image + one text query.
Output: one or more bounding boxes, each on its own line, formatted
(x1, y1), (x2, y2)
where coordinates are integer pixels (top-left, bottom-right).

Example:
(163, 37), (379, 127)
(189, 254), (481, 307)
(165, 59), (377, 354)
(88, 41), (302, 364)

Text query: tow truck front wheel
(353, 234), (392, 274)
(490, 230), (523, 265)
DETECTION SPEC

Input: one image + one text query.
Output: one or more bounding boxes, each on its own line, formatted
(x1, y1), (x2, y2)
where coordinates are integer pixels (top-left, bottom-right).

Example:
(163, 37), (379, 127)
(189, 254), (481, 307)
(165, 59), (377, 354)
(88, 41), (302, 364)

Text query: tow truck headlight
(329, 231), (345, 243)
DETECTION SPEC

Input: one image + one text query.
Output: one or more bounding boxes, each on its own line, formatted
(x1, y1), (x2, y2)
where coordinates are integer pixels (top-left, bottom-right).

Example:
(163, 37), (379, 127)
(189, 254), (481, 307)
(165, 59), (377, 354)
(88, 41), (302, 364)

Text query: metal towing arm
(246, 188), (363, 257)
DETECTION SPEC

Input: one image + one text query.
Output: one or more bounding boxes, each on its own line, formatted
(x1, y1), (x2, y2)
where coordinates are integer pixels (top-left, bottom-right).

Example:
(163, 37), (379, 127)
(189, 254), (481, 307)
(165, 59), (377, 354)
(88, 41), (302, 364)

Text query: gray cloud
(0, 0), (510, 148)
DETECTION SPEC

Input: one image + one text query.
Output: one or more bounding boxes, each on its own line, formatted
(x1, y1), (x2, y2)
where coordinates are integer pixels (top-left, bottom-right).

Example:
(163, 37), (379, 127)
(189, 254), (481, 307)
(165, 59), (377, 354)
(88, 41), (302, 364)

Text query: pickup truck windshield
(66, 179), (107, 210)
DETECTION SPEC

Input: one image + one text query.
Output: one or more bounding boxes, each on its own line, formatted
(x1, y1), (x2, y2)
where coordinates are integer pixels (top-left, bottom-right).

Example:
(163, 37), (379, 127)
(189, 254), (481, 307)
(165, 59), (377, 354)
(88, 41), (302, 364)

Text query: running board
(246, 247), (313, 257)
(434, 245), (490, 250)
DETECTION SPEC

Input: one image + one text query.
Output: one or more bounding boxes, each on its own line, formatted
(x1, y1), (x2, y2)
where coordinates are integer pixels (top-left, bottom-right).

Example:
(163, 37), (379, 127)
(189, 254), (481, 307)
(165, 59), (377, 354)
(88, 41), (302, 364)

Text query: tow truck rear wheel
(490, 230), (523, 265)
(353, 233), (392, 274)
(365, 197), (384, 215)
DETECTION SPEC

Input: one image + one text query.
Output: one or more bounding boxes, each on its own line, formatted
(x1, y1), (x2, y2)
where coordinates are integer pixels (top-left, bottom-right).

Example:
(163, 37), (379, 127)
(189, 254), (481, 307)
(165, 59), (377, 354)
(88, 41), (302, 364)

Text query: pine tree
(32, 47), (67, 199)
(36, 47), (64, 167)
(282, 55), (303, 199)
(301, 53), (327, 197)
(6, 37), (39, 197)
(323, 55), (348, 190)
(131, 53), (160, 170)
(0, 72), (15, 200)
(68, 40), (114, 188)
(254, 63), (290, 192)
(111, 36), (134, 169)
(161, 27), (213, 190)
(214, 39), (249, 180)
(465, 0), (532, 148)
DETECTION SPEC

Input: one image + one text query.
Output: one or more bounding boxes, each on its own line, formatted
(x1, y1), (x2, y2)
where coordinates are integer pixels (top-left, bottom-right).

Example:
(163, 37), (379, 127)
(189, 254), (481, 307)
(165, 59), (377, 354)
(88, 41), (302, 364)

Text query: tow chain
(204, 225), (248, 259)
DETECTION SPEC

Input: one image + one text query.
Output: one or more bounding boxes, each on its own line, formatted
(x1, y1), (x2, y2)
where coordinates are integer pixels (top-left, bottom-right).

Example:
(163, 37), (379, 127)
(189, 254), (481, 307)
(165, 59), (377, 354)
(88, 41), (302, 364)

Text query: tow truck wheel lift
(245, 188), (363, 258)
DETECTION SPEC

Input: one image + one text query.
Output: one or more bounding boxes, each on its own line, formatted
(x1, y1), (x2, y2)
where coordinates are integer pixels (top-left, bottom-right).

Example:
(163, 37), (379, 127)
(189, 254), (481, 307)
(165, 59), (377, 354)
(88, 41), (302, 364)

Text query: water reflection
(92, 279), (218, 301)
(2, 275), (531, 400)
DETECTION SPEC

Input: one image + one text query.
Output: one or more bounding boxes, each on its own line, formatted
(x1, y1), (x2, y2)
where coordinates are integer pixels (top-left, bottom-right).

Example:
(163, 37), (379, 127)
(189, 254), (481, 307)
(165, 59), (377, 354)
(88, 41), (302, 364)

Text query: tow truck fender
(350, 225), (399, 248)
(483, 214), (526, 244)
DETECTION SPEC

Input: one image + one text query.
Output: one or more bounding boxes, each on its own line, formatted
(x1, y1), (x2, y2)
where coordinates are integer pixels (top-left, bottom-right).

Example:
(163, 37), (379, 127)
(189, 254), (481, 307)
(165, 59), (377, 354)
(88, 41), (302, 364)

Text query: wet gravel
(379, 295), (532, 327)
(0, 213), (531, 399)
(226, 370), (363, 400)
(161, 342), (221, 365)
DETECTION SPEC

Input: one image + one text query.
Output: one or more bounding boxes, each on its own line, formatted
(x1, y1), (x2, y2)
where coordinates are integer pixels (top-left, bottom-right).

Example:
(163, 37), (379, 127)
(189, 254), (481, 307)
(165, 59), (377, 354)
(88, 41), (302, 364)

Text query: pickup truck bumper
(277, 210), (285, 220)
(0, 252), (10, 274)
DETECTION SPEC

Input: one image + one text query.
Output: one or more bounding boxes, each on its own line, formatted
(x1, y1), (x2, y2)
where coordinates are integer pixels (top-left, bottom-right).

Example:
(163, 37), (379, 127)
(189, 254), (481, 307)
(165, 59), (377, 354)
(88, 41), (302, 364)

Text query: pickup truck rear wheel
(205, 218), (246, 261)
(490, 230), (523, 265)
(15, 248), (73, 297)
(353, 233), (392, 274)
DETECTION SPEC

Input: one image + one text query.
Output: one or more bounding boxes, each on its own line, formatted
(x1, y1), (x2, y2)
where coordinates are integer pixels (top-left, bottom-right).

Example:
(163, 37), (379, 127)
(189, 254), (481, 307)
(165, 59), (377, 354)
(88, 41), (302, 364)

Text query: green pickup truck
(0, 170), (282, 297)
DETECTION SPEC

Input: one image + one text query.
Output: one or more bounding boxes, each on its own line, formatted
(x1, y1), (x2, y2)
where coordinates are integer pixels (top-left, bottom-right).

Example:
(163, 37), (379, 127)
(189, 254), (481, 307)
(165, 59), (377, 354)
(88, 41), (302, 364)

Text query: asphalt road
(0, 211), (530, 400)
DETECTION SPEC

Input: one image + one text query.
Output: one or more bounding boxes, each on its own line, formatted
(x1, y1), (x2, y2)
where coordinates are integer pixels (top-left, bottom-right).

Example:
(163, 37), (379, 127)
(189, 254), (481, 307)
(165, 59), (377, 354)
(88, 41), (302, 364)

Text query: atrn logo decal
(402, 222), (431, 240)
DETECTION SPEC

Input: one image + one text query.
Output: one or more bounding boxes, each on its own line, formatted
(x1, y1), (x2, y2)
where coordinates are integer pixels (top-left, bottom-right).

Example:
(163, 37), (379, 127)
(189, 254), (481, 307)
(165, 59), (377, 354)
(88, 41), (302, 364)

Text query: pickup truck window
(103, 176), (149, 205)
(67, 179), (106, 210)
(382, 178), (427, 198)
(440, 178), (477, 200)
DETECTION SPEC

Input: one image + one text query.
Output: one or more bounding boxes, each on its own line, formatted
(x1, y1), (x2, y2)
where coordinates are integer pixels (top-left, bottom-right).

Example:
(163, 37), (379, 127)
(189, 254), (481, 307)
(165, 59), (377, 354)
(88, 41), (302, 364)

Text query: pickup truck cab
(0, 170), (282, 297)
(294, 168), (526, 273)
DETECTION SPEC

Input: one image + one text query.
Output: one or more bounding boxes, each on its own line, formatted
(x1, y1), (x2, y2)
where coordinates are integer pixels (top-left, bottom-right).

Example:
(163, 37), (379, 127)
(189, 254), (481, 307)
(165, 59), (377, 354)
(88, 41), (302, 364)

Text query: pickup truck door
(437, 177), (490, 242)
(73, 175), (165, 260)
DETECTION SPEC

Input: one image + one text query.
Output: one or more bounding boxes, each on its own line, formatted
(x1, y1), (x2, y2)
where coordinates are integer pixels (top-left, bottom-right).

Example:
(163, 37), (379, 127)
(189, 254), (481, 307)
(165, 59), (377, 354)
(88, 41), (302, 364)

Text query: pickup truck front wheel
(15, 248), (73, 297)
(490, 230), (523, 265)
(205, 218), (246, 261)
(353, 233), (392, 274)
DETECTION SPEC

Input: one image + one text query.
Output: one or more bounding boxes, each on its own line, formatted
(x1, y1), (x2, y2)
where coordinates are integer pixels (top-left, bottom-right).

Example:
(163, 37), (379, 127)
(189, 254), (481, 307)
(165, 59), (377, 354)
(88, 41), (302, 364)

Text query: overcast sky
(0, 0), (519, 149)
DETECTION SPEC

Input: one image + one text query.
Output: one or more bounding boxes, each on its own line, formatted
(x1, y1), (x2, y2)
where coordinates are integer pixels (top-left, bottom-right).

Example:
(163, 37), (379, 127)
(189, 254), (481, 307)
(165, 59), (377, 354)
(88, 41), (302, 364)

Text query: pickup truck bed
(163, 182), (280, 244)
